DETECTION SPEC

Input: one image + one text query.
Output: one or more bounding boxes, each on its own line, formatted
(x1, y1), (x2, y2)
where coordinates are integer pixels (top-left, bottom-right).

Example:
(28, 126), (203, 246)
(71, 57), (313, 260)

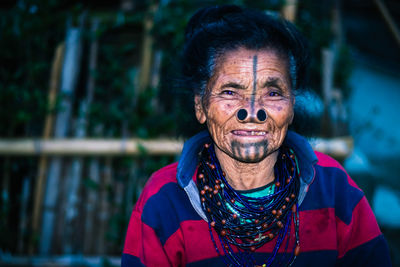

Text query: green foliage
(0, 0), (83, 137)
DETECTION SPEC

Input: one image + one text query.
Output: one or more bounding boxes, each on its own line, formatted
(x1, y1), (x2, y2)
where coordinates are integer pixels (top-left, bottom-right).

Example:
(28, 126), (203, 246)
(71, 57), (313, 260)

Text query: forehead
(211, 47), (290, 84)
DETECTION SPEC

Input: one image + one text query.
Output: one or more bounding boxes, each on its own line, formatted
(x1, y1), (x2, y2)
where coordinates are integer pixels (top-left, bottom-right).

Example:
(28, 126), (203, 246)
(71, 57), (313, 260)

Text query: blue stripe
(141, 182), (203, 245)
(187, 250), (338, 267)
(121, 253), (145, 267)
(336, 235), (391, 267)
(300, 166), (364, 224)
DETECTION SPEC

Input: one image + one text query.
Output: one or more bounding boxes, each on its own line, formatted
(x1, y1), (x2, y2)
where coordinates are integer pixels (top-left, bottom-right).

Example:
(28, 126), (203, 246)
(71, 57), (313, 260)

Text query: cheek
(266, 103), (293, 126)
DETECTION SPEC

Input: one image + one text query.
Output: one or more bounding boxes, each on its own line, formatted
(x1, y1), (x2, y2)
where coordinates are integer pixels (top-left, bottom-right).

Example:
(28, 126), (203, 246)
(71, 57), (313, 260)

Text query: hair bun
(184, 5), (242, 42)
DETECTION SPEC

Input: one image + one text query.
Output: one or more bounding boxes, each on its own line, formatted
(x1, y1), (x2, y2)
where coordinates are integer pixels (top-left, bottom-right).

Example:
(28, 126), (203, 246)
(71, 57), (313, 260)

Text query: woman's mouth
(232, 130), (267, 136)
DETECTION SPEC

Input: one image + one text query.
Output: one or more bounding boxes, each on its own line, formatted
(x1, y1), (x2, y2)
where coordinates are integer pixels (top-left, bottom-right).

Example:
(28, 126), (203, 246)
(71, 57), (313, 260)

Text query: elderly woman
(122, 5), (390, 267)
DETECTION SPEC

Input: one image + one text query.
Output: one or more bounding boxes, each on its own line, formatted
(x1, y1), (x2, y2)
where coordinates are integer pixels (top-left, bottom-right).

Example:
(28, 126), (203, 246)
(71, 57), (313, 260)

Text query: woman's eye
(269, 91), (281, 97)
(222, 90), (235, 96)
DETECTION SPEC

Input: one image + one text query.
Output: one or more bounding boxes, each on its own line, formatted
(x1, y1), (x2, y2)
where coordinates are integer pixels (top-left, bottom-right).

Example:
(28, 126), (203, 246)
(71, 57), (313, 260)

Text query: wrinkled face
(195, 47), (294, 163)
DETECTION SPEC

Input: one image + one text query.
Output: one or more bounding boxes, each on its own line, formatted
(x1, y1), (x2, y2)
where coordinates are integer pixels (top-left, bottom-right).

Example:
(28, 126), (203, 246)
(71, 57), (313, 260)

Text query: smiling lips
(232, 130), (267, 136)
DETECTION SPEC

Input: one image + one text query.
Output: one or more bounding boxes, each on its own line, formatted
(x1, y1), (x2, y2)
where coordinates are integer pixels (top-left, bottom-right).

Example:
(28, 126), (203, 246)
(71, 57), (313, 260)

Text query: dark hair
(181, 5), (310, 96)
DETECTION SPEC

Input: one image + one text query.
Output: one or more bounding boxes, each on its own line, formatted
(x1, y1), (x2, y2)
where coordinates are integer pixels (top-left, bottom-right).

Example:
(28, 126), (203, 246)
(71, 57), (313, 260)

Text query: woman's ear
(194, 95), (206, 124)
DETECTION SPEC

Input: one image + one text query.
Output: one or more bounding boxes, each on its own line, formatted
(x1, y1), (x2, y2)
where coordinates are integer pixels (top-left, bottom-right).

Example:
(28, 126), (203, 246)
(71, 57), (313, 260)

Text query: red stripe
(123, 211), (171, 266)
(179, 220), (220, 263)
(165, 209), (338, 264)
(336, 196), (381, 258)
(123, 210), (142, 256)
(163, 227), (187, 266)
(299, 208), (337, 252)
(314, 151), (359, 189)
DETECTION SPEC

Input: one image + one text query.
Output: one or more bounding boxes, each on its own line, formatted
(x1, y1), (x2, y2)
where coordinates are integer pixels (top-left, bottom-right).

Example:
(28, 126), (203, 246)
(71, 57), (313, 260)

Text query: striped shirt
(122, 131), (391, 266)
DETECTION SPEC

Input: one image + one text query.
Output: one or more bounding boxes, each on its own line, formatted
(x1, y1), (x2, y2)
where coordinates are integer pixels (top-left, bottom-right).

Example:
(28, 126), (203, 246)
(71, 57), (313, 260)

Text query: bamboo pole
(138, 2), (159, 93)
(281, 0), (298, 22)
(17, 176), (30, 253)
(0, 138), (184, 156)
(0, 137), (353, 159)
(97, 157), (112, 254)
(374, 0), (400, 48)
(30, 42), (65, 254)
(63, 17), (100, 254)
(83, 157), (101, 253)
(40, 21), (83, 255)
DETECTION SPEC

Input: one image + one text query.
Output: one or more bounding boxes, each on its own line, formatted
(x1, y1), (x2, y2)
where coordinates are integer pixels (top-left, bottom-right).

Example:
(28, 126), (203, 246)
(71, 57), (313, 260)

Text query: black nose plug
(237, 109), (248, 121)
(257, 109), (267, 122)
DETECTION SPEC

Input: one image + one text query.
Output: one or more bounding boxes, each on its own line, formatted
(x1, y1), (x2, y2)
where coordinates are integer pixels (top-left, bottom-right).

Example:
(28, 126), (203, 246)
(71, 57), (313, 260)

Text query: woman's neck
(214, 145), (279, 190)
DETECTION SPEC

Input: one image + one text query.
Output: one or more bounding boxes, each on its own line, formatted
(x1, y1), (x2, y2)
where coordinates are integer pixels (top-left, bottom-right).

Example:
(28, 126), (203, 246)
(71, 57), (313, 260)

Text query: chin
(233, 154), (267, 164)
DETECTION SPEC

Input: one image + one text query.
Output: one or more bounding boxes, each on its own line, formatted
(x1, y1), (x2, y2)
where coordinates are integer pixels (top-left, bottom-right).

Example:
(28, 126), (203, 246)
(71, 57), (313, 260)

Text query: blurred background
(0, 0), (399, 266)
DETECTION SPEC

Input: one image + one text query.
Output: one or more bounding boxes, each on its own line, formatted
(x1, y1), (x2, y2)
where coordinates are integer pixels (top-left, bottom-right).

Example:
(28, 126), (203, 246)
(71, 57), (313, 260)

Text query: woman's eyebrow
(261, 77), (283, 88)
(220, 82), (246, 90)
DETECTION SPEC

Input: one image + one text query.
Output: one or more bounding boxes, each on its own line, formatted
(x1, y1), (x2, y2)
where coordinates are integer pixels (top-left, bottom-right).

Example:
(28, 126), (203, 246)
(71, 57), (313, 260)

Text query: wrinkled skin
(195, 47), (295, 189)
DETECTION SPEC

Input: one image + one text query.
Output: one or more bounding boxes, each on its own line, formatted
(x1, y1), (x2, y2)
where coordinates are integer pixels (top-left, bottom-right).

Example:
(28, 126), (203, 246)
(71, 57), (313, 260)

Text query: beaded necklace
(197, 143), (301, 267)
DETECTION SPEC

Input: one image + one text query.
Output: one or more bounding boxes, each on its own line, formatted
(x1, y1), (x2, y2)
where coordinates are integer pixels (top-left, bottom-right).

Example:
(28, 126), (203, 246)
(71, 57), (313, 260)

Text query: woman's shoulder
(314, 151), (345, 170)
(313, 151), (361, 188)
(134, 162), (180, 211)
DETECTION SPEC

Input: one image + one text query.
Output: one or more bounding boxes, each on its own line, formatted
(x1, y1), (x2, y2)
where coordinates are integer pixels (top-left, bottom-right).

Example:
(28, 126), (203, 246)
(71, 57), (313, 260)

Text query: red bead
(292, 204), (297, 213)
(268, 233), (274, 239)
(291, 193), (296, 199)
(250, 246), (256, 252)
(277, 221), (283, 228)
(201, 197), (206, 202)
(294, 245), (301, 256)
(254, 219), (259, 224)
(210, 221), (216, 227)
(220, 229), (226, 236)
(208, 194), (212, 198)
(262, 223), (268, 229)
(217, 201), (222, 206)
(221, 219), (226, 225)
(246, 232), (251, 236)
(198, 173), (204, 179)
(204, 185), (210, 191)
(277, 209), (282, 216)
(200, 190), (206, 195)
(216, 179), (221, 184)
(232, 214), (238, 219)
(207, 208), (211, 213)
(282, 205), (286, 210)
(285, 197), (290, 202)
(222, 171), (226, 177)
(275, 182), (281, 187)
(213, 189), (218, 195)
(230, 199), (235, 204)
(259, 206), (264, 211)
(286, 178), (291, 184)
(272, 210), (277, 215)
(204, 143), (210, 148)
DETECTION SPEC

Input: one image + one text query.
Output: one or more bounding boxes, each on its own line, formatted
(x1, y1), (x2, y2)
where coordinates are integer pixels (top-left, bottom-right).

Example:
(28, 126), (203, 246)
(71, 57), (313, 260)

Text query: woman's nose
(236, 108), (267, 123)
